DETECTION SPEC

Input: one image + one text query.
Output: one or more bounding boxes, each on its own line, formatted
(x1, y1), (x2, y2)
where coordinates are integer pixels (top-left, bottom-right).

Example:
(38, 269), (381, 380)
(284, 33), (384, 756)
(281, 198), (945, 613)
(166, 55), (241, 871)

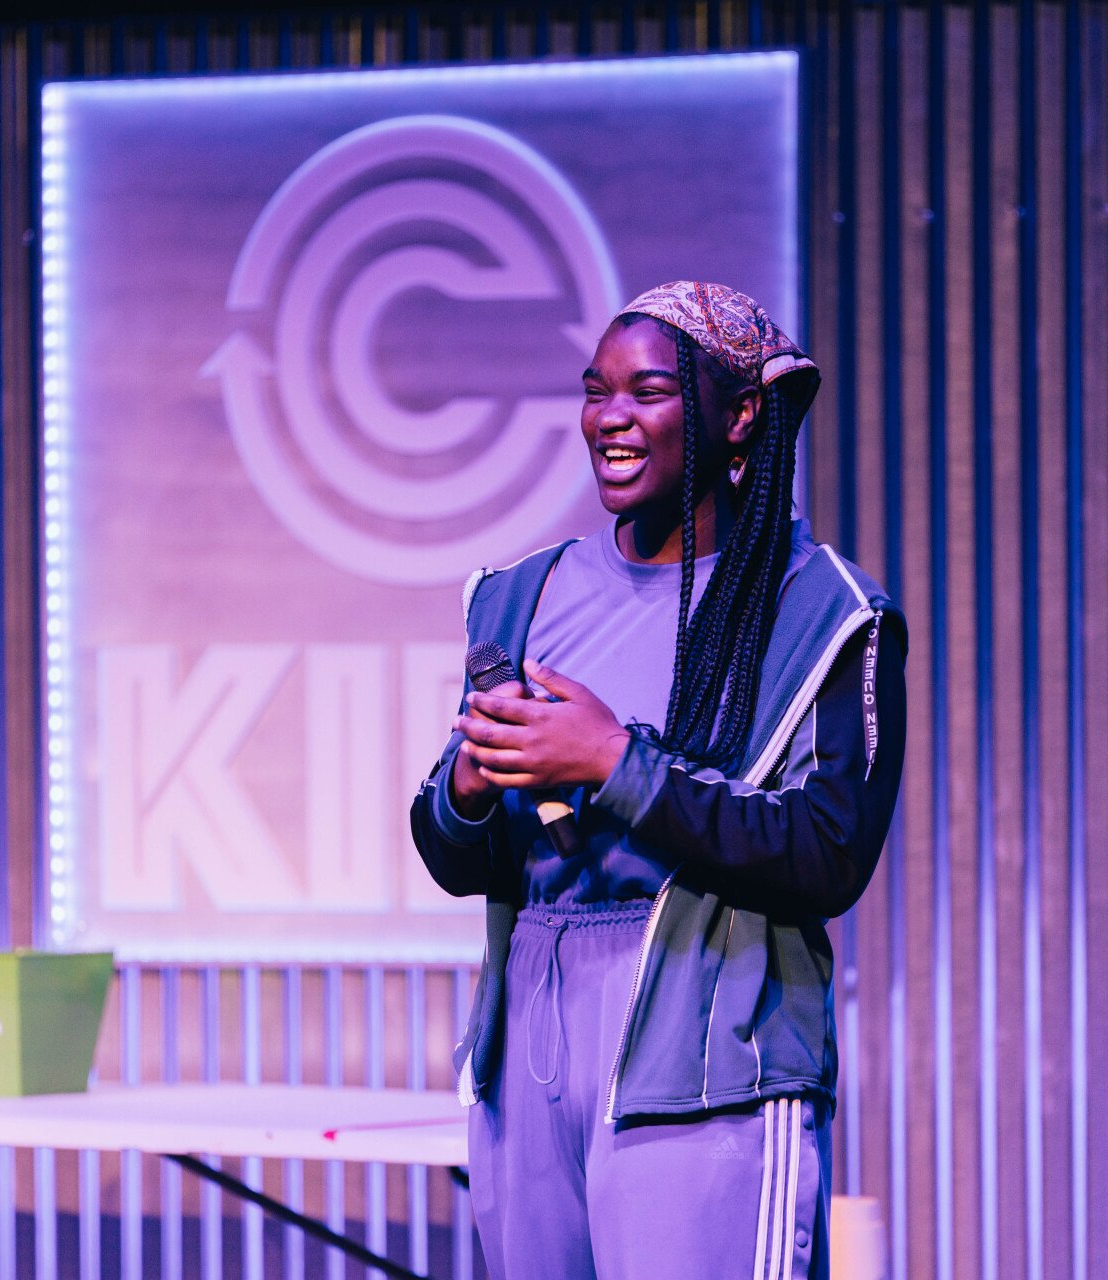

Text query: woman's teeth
(603, 448), (645, 473)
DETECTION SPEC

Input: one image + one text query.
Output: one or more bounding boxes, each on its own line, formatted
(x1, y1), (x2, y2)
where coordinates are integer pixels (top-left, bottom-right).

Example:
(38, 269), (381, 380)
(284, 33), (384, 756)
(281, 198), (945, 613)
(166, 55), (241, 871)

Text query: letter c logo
(205, 115), (622, 585)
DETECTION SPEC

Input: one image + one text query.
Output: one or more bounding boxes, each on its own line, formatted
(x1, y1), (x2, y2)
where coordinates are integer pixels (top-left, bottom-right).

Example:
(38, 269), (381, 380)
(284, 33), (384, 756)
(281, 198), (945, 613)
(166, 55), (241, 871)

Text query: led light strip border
(40, 86), (74, 946)
(47, 49), (796, 99)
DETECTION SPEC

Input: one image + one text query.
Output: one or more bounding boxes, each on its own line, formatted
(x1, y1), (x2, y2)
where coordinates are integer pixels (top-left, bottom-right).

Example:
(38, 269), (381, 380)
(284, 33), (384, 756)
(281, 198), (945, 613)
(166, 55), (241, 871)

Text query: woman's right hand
(450, 680), (531, 819)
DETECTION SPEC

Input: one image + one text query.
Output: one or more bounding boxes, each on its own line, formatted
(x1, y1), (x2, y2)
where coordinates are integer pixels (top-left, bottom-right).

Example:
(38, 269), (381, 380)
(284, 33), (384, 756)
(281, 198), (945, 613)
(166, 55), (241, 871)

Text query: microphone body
(464, 641), (583, 859)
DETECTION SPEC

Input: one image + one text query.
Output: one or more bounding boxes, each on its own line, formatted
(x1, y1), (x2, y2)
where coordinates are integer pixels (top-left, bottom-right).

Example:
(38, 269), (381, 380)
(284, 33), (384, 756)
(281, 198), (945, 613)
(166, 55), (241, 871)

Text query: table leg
(162, 1152), (438, 1280)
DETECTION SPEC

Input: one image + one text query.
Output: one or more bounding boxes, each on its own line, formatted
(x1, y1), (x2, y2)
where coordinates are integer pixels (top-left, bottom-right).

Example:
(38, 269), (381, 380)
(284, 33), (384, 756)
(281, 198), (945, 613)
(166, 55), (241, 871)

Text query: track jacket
(410, 528), (907, 1121)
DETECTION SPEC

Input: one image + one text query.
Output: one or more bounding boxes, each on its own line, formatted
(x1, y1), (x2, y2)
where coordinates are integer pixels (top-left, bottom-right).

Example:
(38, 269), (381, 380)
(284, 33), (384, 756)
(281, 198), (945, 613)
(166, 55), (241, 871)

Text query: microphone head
(465, 641), (517, 692)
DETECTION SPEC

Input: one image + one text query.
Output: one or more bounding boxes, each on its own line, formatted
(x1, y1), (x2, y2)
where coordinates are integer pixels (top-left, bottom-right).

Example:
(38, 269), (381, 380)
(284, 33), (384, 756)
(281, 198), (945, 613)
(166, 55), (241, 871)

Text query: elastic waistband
(515, 899), (652, 937)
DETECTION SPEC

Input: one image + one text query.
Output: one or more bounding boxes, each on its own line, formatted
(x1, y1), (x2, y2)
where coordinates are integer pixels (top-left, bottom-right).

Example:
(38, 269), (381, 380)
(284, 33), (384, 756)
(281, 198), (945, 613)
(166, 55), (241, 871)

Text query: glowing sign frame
(38, 52), (803, 959)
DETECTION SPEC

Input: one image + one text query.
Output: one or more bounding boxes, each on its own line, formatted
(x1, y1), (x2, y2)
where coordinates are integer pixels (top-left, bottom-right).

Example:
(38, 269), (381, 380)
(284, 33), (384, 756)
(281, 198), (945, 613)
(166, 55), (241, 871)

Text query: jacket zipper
(603, 867), (678, 1123)
(604, 604), (876, 1121)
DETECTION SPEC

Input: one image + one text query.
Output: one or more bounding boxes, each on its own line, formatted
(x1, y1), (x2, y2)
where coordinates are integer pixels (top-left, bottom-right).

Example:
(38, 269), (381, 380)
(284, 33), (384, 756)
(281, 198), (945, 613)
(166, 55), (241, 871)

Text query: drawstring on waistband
(526, 918), (569, 1086)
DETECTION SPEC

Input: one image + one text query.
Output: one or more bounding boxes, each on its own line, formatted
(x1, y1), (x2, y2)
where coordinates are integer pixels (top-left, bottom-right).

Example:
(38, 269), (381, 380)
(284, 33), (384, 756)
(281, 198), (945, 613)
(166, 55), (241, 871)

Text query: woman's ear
(726, 388), (762, 450)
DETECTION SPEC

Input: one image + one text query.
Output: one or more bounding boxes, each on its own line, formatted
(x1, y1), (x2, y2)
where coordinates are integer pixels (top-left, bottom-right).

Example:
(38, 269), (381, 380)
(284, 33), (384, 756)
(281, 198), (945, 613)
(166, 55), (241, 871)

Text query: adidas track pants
(467, 900), (832, 1280)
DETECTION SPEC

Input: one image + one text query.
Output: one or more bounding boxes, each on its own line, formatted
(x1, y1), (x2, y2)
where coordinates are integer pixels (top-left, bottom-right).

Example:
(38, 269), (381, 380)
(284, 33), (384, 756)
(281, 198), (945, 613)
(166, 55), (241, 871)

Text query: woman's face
(580, 318), (745, 518)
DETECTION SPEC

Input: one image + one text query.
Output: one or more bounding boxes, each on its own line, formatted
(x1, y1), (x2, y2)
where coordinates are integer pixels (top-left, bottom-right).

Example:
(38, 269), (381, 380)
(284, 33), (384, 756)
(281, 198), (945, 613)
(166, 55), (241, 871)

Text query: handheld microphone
(464, 641), (582, 859)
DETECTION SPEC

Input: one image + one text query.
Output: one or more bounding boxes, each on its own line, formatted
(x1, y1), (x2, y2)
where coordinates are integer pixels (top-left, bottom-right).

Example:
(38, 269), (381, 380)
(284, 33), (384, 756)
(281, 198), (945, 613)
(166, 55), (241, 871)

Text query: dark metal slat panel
(1080, 6), (1108, 1280)
(1016, 4), (1044, 1279)
(1063, 2), (1088, 1277)
(939, 12), (987, 1278)
(971, 4), (999, 1280)
(988, 11), (1030, 1279)
(924, 4), (954, 1279)
(836, 0), (857, 561)
(845, 0), (891, 1214)
(849, 5), (897, 1260)
(1030, 8), (1077, 1278)
(832, 0), (865, 1199)
(880, 2), (909, 1273)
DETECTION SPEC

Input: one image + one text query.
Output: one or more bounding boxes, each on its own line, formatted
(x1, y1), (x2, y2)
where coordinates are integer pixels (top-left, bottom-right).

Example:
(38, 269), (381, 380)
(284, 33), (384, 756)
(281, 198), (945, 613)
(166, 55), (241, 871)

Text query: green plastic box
(0, 951), (114, 1096)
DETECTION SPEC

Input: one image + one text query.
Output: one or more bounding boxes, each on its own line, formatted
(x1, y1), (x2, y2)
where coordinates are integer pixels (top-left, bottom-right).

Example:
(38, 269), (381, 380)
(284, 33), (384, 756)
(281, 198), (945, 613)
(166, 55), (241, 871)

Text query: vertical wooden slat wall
(0, 4), (1104, 1279)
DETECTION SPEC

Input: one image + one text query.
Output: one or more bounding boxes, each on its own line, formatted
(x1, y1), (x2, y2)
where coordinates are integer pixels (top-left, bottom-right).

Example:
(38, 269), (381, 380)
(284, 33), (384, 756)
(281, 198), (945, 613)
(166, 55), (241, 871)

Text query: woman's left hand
(453, 659), (631, 791)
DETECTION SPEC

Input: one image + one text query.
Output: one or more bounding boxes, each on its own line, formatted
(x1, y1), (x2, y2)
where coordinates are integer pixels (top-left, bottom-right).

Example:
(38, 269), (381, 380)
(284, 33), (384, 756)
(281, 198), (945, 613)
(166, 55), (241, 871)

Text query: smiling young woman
(411, 282), (908, 1280)
(581, 315), (758, 563)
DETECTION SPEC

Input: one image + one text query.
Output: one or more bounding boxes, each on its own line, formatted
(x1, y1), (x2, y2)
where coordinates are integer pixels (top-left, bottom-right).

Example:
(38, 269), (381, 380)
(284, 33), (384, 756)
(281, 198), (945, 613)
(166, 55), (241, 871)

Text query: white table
(0, 1084), (469, 1280)
(0, 1082), (467, 1166)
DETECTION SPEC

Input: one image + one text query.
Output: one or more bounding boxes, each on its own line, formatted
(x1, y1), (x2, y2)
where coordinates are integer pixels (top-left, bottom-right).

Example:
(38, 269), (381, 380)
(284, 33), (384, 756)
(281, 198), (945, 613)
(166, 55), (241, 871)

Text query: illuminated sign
(40, 53), (801, 960)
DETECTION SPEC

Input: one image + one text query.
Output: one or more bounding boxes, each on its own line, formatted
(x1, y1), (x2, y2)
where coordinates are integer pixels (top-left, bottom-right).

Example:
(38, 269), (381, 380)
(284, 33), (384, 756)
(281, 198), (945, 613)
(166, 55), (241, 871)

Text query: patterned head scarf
(616, 281), (820, 422)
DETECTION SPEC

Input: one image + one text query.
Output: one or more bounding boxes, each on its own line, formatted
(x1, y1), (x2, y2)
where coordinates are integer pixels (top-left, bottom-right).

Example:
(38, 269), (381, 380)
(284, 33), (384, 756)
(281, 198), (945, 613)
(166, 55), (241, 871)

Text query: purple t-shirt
(523, 518), (818, 904)
(526, 522), (718, 739)
(441, 518), (816, 906)
(515, 523), (713, 904)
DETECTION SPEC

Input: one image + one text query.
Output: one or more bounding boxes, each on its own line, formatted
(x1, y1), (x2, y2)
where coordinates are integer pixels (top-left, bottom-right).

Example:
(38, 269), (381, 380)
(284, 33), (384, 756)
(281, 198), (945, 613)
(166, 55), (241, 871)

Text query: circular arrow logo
(204, 115), (621, 585)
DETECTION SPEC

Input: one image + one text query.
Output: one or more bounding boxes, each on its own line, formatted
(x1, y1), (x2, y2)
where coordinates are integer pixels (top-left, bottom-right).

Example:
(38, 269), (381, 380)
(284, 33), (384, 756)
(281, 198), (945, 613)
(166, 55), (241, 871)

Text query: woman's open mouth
(596, 445), (648, 482)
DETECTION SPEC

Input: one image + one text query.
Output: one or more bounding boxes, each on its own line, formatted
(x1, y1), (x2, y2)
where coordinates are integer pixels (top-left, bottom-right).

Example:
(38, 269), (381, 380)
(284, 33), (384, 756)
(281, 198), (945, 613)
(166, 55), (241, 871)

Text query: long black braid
(667, 330), (701, 726)
(659, 329), (800, 770)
